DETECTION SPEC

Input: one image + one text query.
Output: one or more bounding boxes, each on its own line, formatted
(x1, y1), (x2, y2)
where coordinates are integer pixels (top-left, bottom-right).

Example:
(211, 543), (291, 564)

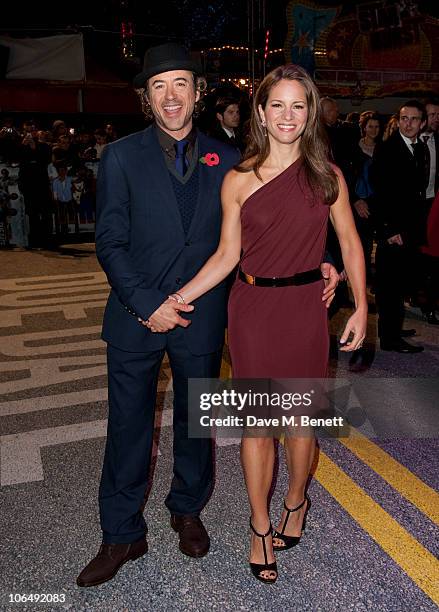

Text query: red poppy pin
(200, 152), (220, 166)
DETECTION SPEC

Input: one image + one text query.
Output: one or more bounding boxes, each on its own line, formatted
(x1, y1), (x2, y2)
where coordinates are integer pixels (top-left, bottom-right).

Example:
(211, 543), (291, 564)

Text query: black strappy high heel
(272, 496), (311, 551)
(249, 520), (278, 584)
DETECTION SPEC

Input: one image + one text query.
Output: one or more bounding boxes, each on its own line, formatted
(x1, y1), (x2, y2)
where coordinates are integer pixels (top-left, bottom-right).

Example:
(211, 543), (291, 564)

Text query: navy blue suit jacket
(96, 125), (240, 354)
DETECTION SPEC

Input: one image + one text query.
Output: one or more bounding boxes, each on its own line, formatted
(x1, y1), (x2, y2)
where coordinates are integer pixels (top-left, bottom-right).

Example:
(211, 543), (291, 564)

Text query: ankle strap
(249, 519), (272, 538)
(284, 497), (306, 513)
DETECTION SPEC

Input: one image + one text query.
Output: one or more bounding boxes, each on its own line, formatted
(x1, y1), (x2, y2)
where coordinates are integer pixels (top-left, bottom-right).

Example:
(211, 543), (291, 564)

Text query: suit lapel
(395, 132), (416, 166)
(139, 126), (185, 235)
(186, 131), (220, 240)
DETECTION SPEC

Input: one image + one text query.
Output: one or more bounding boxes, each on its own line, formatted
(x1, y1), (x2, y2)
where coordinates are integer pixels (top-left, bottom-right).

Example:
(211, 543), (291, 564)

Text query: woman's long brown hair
(237, 64), (339, 205)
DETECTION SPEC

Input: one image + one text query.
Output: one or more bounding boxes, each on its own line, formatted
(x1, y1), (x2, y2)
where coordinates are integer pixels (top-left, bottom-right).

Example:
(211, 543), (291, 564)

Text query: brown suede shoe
(170, 515), (210, 558)
(76, 537), (148, 587)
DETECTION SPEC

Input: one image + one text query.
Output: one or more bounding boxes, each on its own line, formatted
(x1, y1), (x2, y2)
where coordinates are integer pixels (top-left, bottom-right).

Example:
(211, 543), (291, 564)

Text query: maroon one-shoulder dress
(228, 159), (330, 378)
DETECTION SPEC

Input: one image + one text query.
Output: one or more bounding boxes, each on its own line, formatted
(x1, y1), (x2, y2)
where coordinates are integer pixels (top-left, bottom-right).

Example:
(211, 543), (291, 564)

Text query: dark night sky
(3, 0), (439, 75)
(5, 1), (438, 42)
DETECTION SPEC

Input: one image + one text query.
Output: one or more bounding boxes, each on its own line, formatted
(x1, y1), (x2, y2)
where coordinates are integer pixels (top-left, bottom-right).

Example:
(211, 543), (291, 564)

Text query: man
(211, 97), (245, 152)
(92, 129), (109, 160)
(17, 121), (52, 249)
(371, 100), (427, 352)
(77, 43), (338, 588)
(418, 98), (439, 324)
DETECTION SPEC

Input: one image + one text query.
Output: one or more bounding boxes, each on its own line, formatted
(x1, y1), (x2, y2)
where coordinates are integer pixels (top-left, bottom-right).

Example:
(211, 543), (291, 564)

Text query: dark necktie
(229, 135), (238, 150)
(174, 139), (189, 176)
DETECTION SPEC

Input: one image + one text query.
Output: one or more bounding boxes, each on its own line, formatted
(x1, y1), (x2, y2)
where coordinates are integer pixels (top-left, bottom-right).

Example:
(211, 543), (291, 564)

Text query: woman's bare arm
(330, 169), (368, 351)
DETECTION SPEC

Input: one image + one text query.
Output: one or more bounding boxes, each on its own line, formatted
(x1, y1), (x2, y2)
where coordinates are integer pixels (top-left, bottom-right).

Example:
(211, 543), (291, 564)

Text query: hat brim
(133, 59), (201, 88)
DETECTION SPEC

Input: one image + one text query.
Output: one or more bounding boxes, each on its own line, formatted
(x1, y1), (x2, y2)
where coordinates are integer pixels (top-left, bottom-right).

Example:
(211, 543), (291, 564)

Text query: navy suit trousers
(99, 328), (222, 544)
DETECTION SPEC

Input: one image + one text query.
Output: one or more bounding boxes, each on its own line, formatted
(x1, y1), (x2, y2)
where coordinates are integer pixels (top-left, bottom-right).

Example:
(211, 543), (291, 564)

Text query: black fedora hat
(133, 43), (201, 88)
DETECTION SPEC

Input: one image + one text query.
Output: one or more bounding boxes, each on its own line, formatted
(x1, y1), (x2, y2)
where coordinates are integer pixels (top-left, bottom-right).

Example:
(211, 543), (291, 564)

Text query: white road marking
(0, 355), (107, 394)
(0, 302), (107, 327)
(0, 326), (104, 356)
(0, 387), (108, 417)
(0, 272), (108, 327)
(1, 408), (175, 485)
(1, 420), (109, 485)
(0, 287), (108, 307)
(0, 272), (107, 291)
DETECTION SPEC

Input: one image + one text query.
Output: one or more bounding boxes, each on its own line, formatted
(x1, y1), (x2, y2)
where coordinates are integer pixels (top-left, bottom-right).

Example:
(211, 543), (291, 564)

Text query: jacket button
(176, 277), (182, 284)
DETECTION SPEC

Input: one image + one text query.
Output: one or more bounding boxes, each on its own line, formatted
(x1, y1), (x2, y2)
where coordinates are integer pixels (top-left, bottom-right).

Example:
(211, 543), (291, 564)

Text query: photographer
(0, 117), (21, 165)
(18, 121), (52, 249)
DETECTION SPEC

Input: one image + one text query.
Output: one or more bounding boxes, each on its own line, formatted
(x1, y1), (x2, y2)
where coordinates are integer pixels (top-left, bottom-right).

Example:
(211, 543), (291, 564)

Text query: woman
(148, 64), (367, 583)
(383, 114), (398, 141)
(353, 112), (382, 281)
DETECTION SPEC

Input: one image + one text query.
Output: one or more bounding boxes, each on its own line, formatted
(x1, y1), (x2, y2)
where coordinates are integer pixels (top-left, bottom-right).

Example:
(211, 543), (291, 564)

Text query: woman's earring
(261, 119), (267, 136)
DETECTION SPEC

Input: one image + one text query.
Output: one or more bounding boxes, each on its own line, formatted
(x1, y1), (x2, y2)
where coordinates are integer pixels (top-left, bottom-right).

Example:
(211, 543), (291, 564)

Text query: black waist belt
(238, 267), (322, 287)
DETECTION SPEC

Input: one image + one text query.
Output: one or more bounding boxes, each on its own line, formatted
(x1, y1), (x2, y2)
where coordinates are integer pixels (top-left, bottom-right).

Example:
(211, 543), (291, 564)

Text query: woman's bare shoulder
(222, 158), (260, 206)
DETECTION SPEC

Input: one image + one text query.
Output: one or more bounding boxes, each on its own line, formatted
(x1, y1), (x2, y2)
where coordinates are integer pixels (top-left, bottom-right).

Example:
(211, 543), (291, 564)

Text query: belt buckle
(244, 272), (255, 286)
(272, 277), (278, 287)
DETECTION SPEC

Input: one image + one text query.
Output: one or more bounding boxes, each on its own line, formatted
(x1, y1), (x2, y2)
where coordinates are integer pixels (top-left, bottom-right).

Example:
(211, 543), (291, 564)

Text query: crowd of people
(318, 96), (439, 347)
(0, 119), (120, 248)
(0, 103), (247, 249)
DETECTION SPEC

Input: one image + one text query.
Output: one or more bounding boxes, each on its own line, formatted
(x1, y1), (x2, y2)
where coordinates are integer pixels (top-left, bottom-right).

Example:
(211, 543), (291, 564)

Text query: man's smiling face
(147, 70), (199, 140)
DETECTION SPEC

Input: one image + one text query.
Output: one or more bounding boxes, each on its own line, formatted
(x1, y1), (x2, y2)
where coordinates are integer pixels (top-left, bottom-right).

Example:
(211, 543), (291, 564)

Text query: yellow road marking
(340, 429), (439, 524)
(315, 451), (439, 605)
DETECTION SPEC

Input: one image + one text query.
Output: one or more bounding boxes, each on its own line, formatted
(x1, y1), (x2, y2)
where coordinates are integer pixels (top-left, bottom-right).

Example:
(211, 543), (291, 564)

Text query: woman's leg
(241, 436), (276, 578)
(273, 434), (315, 541)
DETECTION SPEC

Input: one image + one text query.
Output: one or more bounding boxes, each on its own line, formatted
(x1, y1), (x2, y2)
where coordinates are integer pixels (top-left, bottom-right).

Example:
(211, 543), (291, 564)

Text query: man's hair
(424, 97), (439, 107)
(397, 99), (426, 121)
(94, 129), (107, 138)
(215, 97), (239, 116)
(320, 96), (337, 106)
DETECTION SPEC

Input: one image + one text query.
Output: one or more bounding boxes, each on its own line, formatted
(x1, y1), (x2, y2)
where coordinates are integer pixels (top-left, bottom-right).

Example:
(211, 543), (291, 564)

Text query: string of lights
(203, 46), (283, 54)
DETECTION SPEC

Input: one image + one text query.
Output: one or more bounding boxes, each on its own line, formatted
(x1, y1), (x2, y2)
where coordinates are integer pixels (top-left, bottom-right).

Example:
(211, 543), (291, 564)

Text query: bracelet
(168, 292), (186, 304)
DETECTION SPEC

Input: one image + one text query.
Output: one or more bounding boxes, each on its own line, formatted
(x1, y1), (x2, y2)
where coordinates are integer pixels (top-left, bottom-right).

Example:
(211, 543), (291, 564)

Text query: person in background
(52, 119), (67, 142)
(344, 111), (360, 126)
(417, 98), (439, 324)
(0, 117), (21, 164)
(52, 162), (77, 236)
(77, 130), (93, 158)
(18, 121), (52, 248)
(352, 111), (382, 283)
(92, 129), (109, 160)
(419, 190), (439, 324)
(321, 97), (358, 310)
(52, 134), (80, 171)
(210, 97), (245, 152)
(370, 100), (427, 353)
(105, 123), (118, 142)
(383, 115), (398, 141)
